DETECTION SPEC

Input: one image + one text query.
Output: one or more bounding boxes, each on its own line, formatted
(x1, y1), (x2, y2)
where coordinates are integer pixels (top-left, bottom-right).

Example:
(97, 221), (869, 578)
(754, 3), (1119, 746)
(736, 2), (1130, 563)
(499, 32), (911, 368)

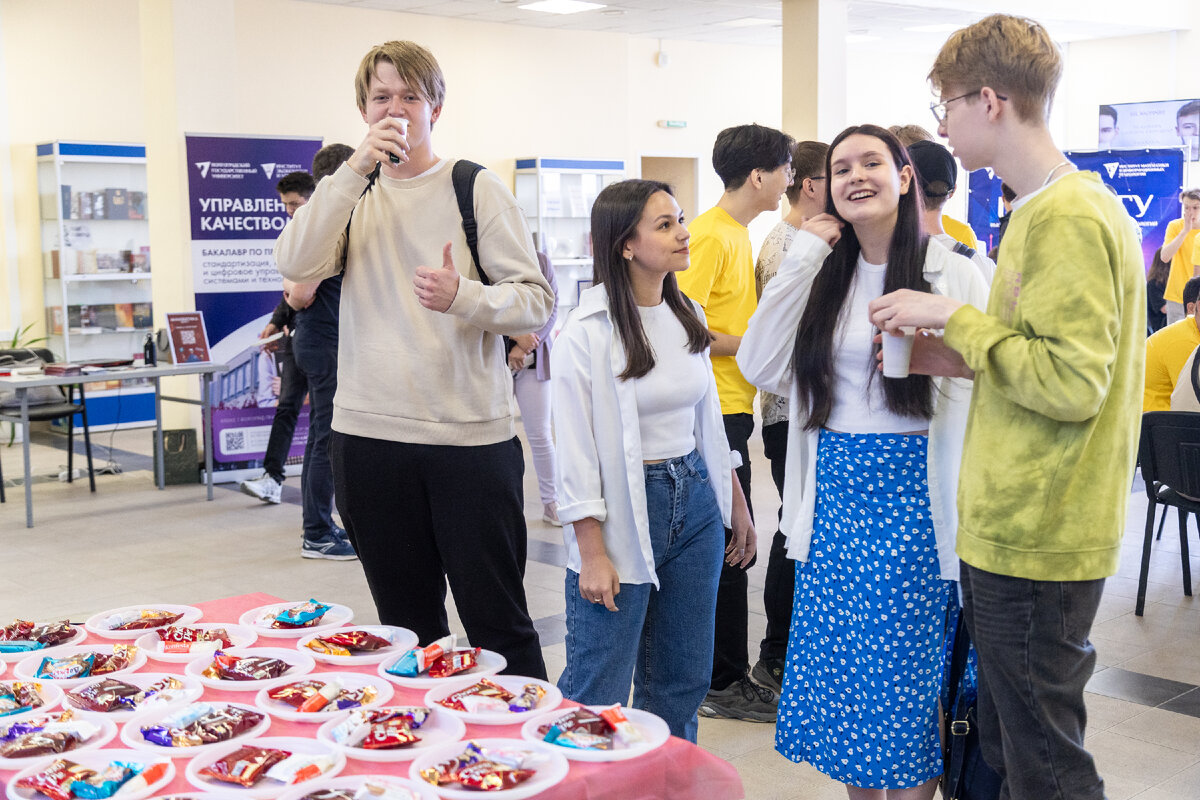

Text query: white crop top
(634, 302), (708, 460)
(824, 255), (929, 434)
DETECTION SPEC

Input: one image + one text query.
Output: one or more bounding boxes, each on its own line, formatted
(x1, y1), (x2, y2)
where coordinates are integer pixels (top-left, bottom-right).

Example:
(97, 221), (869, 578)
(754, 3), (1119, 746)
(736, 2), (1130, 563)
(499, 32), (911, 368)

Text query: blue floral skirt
(775, 429), (951, 789)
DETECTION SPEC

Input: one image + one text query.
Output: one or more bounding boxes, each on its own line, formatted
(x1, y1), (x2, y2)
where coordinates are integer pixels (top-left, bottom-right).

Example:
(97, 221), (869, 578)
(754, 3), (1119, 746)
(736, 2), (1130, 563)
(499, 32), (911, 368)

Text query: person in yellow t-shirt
(1145, 277), (1200, 411)
(676, 122), (794, 723)
(1165, 189), (1200, 325)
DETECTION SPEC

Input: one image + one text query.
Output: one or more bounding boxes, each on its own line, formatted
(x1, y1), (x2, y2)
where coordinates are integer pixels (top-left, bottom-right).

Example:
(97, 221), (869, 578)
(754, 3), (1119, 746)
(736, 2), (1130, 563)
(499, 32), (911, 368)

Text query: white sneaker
(542, 502), (562, 526)
(240, 473), (282, 504)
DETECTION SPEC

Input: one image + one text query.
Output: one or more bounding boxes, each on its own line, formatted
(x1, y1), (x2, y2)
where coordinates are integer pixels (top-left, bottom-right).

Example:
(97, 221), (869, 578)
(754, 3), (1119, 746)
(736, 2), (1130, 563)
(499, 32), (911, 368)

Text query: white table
(0, 361), (226, 527)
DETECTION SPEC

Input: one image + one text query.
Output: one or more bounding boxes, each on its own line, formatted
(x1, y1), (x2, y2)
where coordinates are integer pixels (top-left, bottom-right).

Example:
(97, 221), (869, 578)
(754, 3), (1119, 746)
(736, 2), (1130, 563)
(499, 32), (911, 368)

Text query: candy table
(1, 593), (745, 799)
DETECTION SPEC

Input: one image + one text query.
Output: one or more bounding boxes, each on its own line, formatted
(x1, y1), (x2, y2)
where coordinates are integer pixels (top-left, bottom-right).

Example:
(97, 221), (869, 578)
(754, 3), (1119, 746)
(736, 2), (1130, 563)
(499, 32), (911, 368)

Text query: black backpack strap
(1191, 346), (1200, 402)
(951, 240), (978, 260)
(338, 163), (380, 273)
(452, 159), (488, 284)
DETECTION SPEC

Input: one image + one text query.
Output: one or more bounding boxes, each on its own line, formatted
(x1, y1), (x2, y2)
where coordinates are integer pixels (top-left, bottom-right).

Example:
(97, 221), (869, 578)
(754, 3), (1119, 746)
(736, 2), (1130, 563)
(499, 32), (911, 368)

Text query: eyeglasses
(930, 90), (1008, 124)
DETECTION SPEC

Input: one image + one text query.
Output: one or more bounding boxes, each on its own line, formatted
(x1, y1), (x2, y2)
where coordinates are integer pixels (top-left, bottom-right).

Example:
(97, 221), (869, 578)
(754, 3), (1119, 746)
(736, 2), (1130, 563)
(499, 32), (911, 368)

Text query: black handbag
(942, 612), (1002, 800)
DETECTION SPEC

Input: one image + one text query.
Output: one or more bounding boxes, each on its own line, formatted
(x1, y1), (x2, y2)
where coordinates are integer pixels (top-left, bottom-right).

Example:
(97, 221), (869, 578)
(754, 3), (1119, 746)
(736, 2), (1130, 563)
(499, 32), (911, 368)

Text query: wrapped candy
(301, 791), (355, 800)
(0, 640), (42, 654)
(30, 621), (76, 647)
(66, 678), (142, 712)
(419, 742), (536, 790)
(426, 647), (480, 679)
(538, 707), (613, 750)
(103, 609), (183, 631)
(264, 752), (337, 784)
(508, 683), (546, 712)
(385, 634), (455, 677)
(0, 681), (45, 717)
(202, 650), (290, 681)
(328, 707), (429, 748)
(36, 652), (95, 680)
(198, 745), (290, 787)
(360, 717), (420, 749)
(15, 758), (97, 800)
(456, 761), (535, 791)
(270, 599), (330, 629)
(0, 620), (75, 650)
(68, 760), (137, 798)
(0, 719), (100, 758)
(436, 678), (513, 713)
(304, 629), (391, 657)
(90, 644), (138, 675)
(157, 625), (232, 654)
(600, 704), (645, 747)
(140, 703), (264, 748)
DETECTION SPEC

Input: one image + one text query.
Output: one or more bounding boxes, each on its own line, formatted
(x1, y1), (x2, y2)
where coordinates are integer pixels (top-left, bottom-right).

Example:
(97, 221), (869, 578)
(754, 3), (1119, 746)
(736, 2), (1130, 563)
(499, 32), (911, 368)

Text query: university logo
(260, 163), (277, 179)
(1104, 162), (1119, 179)
(195, 161), (211, 179)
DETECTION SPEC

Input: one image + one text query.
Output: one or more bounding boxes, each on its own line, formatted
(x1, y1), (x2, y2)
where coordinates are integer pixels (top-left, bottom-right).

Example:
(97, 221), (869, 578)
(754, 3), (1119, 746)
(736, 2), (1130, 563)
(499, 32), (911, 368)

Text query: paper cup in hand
(881, 327), (917, 378)
(389, 117), (408, 164)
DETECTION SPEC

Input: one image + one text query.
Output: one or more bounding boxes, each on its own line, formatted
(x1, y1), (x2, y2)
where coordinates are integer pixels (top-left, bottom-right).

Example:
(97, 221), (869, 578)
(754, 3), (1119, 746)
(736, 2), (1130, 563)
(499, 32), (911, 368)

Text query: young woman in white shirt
(552, 179), (755, 742)
(738, 125), (988, 799)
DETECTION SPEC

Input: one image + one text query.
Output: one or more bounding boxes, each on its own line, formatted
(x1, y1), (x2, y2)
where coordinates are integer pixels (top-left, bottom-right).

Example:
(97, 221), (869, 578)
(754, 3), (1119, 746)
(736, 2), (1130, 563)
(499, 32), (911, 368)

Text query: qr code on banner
(180, 330), (196, 345)
(224, 430), (246, 452)
(220, 426), (273, 457)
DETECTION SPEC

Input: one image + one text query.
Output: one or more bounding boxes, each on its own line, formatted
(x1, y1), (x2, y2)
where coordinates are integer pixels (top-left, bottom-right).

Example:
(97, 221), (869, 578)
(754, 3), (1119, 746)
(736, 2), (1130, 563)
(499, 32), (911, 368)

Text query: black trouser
(961, 563), (1106, 800)
(330, 431), (547, 680)
(292, 328), (338, 540)
(262, 341), (305, 483)
(759, 419), (794, 663)
(711, 412), (755, 690)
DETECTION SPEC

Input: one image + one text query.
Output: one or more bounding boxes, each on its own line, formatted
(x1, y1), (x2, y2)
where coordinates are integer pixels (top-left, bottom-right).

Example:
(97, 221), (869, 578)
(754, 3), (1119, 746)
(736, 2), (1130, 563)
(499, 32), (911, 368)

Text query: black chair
(1135, 411), (1200, 616)
(0, 347), (94, 504)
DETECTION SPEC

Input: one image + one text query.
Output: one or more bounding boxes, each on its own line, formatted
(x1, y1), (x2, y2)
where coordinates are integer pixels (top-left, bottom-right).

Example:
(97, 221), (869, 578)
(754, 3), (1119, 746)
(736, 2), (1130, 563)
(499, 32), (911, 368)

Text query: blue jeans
(961, 563), (1106, 800)
(291, 328), (337, 540)
(558, 449), (724, 742)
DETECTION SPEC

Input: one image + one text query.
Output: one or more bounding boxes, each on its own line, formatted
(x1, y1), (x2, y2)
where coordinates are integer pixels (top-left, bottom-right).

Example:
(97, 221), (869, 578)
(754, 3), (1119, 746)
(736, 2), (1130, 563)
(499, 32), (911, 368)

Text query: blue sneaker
(301, 530), (357, 561)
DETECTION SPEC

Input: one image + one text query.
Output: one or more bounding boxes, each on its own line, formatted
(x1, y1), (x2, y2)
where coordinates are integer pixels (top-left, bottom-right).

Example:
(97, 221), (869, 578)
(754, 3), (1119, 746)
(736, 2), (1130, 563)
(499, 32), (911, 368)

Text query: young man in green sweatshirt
(868, 14), (1144, 800)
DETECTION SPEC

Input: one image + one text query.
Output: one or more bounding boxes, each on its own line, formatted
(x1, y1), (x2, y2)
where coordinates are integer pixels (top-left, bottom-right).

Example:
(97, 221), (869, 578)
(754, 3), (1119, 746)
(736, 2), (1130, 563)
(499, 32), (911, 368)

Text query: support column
(781, 0), (848, 144)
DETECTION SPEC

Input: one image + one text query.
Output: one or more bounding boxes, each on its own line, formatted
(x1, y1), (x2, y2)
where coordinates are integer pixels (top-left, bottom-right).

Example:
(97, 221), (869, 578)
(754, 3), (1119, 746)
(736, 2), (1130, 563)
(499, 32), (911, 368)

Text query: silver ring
(590, 598), (600, 604)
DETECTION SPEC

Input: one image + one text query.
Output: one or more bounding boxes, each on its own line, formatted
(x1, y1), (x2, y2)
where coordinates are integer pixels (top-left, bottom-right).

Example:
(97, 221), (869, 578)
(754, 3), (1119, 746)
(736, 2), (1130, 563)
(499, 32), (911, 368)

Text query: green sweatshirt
(944, 171), (1146, 581)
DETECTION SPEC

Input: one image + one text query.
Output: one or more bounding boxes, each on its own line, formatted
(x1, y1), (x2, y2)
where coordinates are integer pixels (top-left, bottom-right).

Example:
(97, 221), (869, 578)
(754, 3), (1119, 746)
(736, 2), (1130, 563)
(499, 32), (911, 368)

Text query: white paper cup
(881, 327), (916, 378)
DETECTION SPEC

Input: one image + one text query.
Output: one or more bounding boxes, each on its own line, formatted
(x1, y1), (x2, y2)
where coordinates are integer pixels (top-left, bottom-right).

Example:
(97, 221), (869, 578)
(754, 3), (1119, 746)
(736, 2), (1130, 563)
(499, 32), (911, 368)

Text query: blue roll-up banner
(967, 148), (1185, 271)
(185, 134), (323, 478)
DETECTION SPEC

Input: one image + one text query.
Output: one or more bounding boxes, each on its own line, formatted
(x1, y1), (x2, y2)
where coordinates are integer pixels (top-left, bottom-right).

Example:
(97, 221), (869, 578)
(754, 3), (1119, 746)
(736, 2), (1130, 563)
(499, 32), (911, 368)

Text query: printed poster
(185, 134), (323, 476)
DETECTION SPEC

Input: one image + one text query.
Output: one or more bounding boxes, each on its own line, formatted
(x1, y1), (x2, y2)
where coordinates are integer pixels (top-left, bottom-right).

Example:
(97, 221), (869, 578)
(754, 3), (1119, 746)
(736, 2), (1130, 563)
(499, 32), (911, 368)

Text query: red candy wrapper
(110, 609), (184, 631)
(426, 648), (480, 679)
(91, 644), (137, 675)
(198, 745), (290, 787)
(15, 758), (96, 800)
(436, 678), (514, 713)
(359, 717), (420, 749)
(457, 761), (535, 791)
(202, 651), (291, 681)
(157, 625), (233, 650)
(317, 630), (390, 652)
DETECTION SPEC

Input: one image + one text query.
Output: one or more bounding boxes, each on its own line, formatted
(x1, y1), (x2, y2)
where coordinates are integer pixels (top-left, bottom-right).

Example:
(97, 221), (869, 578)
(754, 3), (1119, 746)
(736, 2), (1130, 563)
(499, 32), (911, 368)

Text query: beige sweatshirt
(276, 160), (553, 446)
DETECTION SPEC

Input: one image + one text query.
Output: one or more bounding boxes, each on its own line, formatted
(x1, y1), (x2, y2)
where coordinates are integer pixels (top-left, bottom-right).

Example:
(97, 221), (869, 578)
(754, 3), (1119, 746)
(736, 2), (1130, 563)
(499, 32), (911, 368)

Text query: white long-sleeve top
(551, 285), (737, 588)
(737, 230), (990, 580)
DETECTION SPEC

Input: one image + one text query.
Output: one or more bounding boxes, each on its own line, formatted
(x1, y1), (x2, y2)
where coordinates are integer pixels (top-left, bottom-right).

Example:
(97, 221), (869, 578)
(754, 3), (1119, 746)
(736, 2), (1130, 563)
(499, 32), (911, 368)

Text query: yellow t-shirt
(677, 207), (756, 415)
(1173, 219), (1200, 303)
(942, 215), (978, 250)
(1144, 317), (1200, 411)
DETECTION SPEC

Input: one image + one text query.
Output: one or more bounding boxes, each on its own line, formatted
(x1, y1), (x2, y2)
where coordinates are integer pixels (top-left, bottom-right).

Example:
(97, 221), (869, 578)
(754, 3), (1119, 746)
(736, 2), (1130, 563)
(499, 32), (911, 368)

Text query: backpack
(951, 240), (978, 260)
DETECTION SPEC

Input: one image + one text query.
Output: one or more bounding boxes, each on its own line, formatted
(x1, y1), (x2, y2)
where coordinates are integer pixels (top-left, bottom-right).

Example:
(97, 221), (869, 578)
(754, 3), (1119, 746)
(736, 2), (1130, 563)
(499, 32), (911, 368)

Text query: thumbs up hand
(414, 242), (461, 313)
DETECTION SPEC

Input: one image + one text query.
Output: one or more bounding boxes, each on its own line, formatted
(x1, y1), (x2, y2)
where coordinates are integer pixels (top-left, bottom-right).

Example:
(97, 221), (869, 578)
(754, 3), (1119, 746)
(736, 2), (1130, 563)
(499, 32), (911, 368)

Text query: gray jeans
(1166, 300), (1186, 325)
(961, 563), (1106, 800)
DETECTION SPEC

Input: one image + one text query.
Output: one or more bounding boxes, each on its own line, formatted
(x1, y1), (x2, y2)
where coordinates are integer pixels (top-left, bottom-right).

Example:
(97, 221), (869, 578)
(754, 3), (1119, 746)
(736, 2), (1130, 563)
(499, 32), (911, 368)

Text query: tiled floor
(2, 419), (1199, 799)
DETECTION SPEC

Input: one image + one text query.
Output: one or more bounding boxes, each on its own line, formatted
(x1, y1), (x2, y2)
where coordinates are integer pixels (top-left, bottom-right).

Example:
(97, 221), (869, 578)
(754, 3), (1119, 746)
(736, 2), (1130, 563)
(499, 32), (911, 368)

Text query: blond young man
(1163, 188), (1200, 325)
(869, 15), (1144, 800)
(277, 41), (553, 679)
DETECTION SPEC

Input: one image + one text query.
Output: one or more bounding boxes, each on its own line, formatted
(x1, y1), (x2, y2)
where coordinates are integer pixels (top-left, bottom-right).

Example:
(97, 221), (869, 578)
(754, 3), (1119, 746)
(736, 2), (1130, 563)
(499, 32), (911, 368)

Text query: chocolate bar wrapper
(69, 760), (140, 798)
(0, 682), (46, 717)
(508, 683), (546, 712)
(15, 758), (96, 800)
(105, 609), (183, 631)
(270, 599), (330, 629)
(316, 629), (392, 652)
(267, 680), (325, 709)
(36, 652), (95, 680)
(264, 752), (336, 785)
(66, 678), (142, 712)
(91, 644), (137, 675)
(436, 678), (514, 712)
(31, 621), (76, 646)
(456, 761), (535, 791)
(198, 745), (290, 787)
(301, 791), (355, 800)
(426, 647), (480, 679)
(359, 717), (420, 749)
(202, 650), (290, 681)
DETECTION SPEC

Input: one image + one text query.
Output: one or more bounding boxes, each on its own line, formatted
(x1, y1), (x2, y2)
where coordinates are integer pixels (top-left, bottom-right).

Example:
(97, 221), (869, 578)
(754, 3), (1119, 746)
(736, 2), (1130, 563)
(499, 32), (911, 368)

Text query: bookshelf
(37, 141), (155, 430)
(514, 158), (624, 314)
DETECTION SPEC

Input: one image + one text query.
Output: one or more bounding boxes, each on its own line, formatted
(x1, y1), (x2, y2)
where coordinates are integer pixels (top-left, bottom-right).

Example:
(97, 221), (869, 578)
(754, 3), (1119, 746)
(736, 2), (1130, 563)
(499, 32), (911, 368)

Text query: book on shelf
(67, 305), (82, 329)
(105, 188), (129, 220)
(46, 306), (64, 335)
(76, 250), (98, 274)
(132, 302), (153, 329)
(93, 304), (118, 330)
(61, 185), (71, 219)
(43, 250), (61, 280)
(78, 191), (92, 219)
(128, 191), (146, 220)
(114, 303), (134, 329)
(95, 251), (124, 273)
(69, 190), (81, 220)
(91, 192), (106, 220)
(130, 246), (150, 273)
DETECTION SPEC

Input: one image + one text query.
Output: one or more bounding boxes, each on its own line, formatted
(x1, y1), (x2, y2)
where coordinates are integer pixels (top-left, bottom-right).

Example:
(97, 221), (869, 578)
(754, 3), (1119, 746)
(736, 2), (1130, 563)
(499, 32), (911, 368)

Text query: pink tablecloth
(2, 593), (744, 799)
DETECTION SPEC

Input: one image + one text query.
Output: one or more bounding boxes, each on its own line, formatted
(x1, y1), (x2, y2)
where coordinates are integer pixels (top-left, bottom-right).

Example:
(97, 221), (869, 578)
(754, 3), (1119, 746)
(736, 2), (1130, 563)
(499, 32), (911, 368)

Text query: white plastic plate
(0, 681), (63, 722)
(253, 672), (393, 723)
(376, 648), (506, 690)
(136, 622), (257, 664)
(184, 647), (315, 692)
(13, 643), (148, 688)
(0, 711), (117, 769)
(407, 737), (569, 800)
(85, 604), (203, 640)
(5, 748), (174, 800)
(120, 700), (272, 757)
(519, 704), (671, 761)
(315, 705), (467, 763)
(0, 625), (87, 663)
(184, 735), (345, 799)
(423, 675), (562, 725)
(62, 671), (203, 719)
(277, 772), (440, 800)
(238, 602), (353, 639)
(296, 625), (417, 666)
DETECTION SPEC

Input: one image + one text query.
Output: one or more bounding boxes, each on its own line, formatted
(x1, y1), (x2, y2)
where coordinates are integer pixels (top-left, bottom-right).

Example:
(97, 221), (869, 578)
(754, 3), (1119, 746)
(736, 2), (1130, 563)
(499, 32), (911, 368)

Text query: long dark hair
(791, 124), (934, 430)
(590, 180), (711, 380)
(1148, 248), (1170, 284)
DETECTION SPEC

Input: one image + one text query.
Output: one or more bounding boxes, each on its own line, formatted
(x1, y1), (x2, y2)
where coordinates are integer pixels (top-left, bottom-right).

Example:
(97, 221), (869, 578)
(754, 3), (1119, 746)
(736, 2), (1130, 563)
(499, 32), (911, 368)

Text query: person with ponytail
(551, 179), (755, 742)
(738, 125), (988, 798)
